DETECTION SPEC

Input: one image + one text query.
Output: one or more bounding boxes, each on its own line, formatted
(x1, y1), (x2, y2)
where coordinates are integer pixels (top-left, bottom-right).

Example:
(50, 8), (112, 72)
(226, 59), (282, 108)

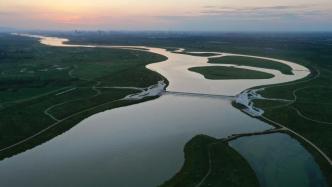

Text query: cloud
(150, 4), (332, 32)
(202, 5), (310, 11)
(1, 2), (331, 31)
(201, 4), (323, 17)
(154, 4), (330, 21)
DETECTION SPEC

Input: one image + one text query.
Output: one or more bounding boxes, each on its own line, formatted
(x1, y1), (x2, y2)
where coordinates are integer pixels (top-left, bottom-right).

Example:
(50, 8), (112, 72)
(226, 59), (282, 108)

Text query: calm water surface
(0, 34), (326, 187)
(230, 133), (327, 187)
(0, 95), (270, 187)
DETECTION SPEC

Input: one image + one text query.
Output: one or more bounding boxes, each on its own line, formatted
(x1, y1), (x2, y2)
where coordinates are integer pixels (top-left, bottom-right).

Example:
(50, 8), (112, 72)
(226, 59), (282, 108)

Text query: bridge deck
(164, 91), (235, 100)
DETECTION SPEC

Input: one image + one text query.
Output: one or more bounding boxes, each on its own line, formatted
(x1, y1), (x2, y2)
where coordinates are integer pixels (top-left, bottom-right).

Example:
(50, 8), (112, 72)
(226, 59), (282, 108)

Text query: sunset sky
(1, 0), (332, 31)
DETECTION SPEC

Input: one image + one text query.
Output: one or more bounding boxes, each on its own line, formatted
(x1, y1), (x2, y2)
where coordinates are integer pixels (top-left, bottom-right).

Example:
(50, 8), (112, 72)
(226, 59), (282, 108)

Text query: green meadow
(0, 33), (167, 159)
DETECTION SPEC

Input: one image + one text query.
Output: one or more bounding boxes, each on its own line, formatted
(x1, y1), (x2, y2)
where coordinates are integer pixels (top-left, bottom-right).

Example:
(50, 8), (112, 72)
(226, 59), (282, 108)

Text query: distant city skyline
(1, 0), (332, 31)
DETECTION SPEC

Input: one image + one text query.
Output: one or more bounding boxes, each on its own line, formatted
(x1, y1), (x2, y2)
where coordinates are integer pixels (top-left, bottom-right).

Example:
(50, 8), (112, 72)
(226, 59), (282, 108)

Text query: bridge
(164, 91), (235, 100)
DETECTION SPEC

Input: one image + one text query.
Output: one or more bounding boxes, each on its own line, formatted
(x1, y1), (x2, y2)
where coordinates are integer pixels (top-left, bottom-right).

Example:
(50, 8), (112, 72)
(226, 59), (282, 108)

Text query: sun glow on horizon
(1, 0), (332, 31)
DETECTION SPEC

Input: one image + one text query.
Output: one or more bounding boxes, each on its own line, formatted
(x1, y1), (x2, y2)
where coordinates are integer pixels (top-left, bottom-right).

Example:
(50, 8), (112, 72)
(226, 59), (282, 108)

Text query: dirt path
(43, 81), (102, 122)
(261, 116), (332, 166)
(195, 144), (213, 187)
(288, 85), (332, 125)
(246, 67), (332, 166)
(0, 98), (123, 153)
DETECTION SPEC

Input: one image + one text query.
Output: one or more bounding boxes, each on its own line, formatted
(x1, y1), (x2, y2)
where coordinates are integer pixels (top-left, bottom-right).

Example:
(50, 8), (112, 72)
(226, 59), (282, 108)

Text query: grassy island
(189, 66), (274, 80)
(160, 135), (259, 187)
(208, 56), (293, 75)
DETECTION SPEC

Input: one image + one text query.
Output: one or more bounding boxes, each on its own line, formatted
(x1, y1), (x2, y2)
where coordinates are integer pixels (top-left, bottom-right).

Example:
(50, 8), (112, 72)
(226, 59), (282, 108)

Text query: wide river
(0, 34), (327, 187)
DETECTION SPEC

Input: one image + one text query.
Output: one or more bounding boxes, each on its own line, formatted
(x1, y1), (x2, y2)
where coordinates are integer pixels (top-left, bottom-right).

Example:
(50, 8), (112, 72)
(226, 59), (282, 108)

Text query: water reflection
(230, 133), (327, 187)
(0, 95), (270, 187)
(1, 34), (324, 187)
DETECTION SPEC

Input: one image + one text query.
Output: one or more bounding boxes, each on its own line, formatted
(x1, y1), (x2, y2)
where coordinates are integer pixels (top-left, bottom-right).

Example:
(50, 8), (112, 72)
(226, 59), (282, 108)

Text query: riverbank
(0, 33), (168, 159)
(160, 135), (260, 187)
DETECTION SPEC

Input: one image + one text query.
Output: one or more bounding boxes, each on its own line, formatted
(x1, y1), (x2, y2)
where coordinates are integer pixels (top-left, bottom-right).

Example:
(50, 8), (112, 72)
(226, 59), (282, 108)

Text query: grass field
(160, 135), (259, 187)
(0, 33), (167, 159)
(175, 52), (220, 57)
(208, 56), (293, 75)
(189, 66), (274, 80)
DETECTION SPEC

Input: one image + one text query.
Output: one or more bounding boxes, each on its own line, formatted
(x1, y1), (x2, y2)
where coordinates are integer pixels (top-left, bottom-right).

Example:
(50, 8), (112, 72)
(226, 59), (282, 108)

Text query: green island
(208, 56), (293, 75)
(160, 135), (259, 187)
(189, 66), (274, 80)
(0, 33), (167, 159)
(176, 52), (220, 57)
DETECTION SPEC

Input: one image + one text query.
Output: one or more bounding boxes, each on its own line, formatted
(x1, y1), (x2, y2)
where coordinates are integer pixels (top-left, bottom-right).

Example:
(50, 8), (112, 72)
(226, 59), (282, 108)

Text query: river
(0, 34), (326, 187)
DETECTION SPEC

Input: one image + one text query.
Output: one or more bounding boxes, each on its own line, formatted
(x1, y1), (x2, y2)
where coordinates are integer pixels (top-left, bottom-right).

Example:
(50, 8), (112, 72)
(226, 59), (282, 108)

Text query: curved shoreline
(13, 33), (310, 96)
(12, 33), (327, 162)
(6, 33), (329, 186)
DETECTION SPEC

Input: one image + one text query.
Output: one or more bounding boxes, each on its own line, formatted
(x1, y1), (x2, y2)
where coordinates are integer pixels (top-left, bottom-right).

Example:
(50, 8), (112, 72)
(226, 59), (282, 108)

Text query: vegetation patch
(208, 56), (293, 75)
(160, 135), (259, 187)
(0, 33), (167, 158)
(176, 52), (220, 57)
(189, 66), (274, 80)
